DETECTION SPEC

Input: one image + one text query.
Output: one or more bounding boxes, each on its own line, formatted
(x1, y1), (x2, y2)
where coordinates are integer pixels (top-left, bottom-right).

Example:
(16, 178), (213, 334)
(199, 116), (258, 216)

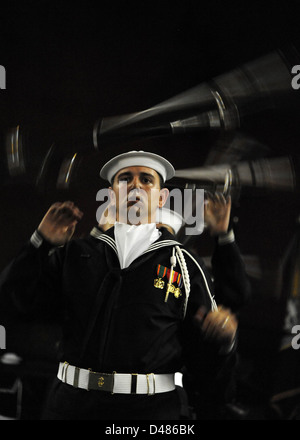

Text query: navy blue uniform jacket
(0, 226), (245, 384)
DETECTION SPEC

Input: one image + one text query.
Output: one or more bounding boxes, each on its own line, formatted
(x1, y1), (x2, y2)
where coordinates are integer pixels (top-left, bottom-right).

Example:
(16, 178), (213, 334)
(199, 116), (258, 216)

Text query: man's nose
(129, 176), (142, 189)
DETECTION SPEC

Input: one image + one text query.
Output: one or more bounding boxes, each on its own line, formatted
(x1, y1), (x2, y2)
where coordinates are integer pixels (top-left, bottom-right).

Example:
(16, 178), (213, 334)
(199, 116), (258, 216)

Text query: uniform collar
(89, 225), (182, 259)
(114, 222), (160, 269)
(90, 224), (178, 240)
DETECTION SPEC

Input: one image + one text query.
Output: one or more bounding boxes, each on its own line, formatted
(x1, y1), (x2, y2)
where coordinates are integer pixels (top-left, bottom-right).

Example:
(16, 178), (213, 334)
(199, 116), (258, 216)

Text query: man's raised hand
(38, 201), (83, 246)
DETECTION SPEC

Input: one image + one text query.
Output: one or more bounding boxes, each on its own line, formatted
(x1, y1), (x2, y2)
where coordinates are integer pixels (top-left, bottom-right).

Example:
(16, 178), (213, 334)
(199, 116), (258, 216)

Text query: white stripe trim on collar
(142, 240), (182, 255)
(90, 228), (181, 257)
(90, 228), (118, 254)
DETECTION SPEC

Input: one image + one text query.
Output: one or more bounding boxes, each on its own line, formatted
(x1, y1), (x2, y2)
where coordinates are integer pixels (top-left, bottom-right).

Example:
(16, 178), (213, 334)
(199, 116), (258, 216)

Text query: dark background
(0, 0), (300, 419)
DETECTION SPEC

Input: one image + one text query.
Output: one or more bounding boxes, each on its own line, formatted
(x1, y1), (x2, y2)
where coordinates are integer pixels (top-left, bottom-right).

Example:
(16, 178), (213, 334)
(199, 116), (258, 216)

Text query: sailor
(0, 150), (238, 420)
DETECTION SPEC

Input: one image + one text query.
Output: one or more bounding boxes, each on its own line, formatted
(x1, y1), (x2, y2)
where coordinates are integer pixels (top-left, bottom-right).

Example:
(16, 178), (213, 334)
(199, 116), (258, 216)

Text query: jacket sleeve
(0, 230), (64, 319)
(180, 248), (237, 399)
(211, 230), (252, 312)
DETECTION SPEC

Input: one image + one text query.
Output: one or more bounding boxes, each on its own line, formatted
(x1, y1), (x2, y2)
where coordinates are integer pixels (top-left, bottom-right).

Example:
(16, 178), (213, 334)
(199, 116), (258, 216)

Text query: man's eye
(143, 177), (152, 184)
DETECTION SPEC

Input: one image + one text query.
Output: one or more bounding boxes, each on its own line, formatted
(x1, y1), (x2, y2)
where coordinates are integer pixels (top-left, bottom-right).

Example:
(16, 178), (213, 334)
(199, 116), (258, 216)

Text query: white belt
(57, 362), (176, 395)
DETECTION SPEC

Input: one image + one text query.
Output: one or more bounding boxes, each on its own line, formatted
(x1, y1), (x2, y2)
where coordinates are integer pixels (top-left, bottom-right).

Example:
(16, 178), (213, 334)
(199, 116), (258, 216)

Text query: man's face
(110, 166), (169, 225)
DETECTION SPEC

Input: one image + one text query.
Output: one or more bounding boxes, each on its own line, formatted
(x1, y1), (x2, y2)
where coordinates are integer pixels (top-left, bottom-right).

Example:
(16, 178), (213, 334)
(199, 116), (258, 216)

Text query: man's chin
(117, 202), (157, 225)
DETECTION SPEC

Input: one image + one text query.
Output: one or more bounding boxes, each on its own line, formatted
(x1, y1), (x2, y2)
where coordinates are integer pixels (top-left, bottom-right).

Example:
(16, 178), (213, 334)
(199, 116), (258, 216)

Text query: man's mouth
(127, 192), (143, 205)
(127, 197), (142, 207)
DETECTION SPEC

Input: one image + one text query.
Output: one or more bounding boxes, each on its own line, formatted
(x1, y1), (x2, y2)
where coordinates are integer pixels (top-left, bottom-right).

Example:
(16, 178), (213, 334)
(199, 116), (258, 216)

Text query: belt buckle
(87, 370), (115, 393)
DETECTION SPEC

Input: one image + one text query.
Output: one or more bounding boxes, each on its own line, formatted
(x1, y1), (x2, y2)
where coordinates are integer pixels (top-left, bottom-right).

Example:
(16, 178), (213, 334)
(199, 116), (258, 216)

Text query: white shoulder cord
(172, 246), (218, 318)
(174, 246), (190, 318)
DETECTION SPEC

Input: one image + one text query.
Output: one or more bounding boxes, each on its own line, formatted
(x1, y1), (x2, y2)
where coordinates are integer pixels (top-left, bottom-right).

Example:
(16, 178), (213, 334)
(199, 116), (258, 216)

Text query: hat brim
(100, 150), (175, 183)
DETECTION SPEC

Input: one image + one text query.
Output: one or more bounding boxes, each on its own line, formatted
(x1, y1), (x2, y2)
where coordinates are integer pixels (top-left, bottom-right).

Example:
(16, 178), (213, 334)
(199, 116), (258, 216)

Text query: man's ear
(158, 188), (169, 208)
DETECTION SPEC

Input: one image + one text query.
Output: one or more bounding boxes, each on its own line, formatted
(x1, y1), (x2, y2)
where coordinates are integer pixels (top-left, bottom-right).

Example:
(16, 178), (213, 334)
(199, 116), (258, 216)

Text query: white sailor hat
(100, 150), (175, 183)
(156, 207), (184, 234)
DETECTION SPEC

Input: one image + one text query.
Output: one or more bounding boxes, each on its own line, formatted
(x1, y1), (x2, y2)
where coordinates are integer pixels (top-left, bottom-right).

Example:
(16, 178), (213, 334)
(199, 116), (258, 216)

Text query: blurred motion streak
(94, 49), (299, 148)
(174, 156), (296, 194)
(1, 48), (299, 196)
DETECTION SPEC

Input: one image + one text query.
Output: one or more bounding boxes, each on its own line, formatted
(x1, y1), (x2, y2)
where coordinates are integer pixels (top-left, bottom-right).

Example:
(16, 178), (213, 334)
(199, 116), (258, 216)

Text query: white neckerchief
(114, 222), (161, 269)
